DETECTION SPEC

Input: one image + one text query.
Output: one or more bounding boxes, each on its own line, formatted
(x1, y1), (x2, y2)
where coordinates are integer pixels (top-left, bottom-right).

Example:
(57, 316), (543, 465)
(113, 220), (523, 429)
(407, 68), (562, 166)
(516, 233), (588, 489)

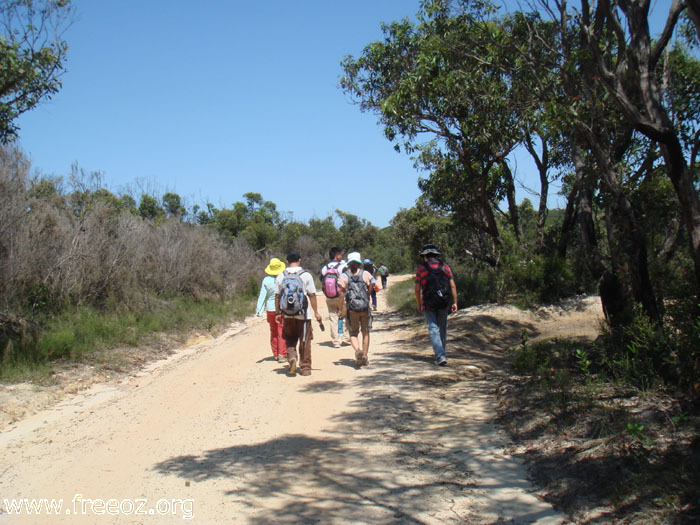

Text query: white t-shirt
(274, 266), (317, 320)
(321, 259), (347, 276)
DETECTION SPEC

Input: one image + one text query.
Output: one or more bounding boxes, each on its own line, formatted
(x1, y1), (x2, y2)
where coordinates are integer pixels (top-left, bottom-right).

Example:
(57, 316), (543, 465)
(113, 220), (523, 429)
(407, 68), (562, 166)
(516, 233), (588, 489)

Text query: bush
(594, 302), (698, 392)
(452, 265), (499, 307)
(386, 278), (419, 316)
(0, 147), (267, 374)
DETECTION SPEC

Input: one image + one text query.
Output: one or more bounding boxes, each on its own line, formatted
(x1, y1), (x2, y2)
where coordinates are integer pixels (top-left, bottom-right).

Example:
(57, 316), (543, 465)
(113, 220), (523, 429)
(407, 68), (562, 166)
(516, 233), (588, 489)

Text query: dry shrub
(0, 146), (264, 318)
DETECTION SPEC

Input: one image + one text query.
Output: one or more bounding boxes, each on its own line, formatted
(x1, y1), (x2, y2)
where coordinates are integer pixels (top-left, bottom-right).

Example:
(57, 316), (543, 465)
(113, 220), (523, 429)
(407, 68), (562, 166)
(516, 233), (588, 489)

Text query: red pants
(266, 311), (286, 358)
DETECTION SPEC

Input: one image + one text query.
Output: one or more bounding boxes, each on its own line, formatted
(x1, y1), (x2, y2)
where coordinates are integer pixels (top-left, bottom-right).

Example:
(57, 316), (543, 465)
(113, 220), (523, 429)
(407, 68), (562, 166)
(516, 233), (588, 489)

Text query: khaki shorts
(347, 310), (370, 337)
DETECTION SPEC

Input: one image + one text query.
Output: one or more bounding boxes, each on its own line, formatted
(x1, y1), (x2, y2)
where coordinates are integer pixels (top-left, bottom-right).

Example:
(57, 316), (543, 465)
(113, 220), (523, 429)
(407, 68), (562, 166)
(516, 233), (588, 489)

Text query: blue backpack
(279, 270), (308, 316)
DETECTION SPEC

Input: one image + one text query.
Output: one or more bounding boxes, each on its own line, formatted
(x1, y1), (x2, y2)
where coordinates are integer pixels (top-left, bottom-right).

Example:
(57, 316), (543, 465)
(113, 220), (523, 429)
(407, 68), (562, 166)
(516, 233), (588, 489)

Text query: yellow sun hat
(265, 257), (286, 276)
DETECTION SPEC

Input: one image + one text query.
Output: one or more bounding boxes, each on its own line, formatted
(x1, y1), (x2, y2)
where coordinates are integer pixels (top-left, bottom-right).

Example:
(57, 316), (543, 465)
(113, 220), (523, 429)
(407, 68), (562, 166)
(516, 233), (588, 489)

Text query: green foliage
(575, 348), (592, 377)
(626, 422), (651, 446)
(138, 194), (164, 220)
(386, 278), (420, 317)
(597, 306), (675, 391)
(1, 296), (254, 377)
(452, 264), (498, 307)
(0, 0), (73, 142)
(505, 251), (577, 306)
(162, 192), (185, 219)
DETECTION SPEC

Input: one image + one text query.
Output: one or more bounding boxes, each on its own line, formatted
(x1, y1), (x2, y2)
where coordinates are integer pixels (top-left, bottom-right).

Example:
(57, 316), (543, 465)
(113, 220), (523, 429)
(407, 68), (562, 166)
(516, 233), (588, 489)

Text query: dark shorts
(347, 310), (370, 337)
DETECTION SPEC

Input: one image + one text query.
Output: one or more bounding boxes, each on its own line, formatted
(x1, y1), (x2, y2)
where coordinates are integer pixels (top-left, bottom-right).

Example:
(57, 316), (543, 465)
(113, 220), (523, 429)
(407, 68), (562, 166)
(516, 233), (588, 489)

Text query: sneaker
(288, 357), (297, 375)
(355, 350), (363, 368)
(333, 342), (341, 349)
(277, 354), (287, 363)
(299, 369), (311, 376)
(436, 356), (448, 366)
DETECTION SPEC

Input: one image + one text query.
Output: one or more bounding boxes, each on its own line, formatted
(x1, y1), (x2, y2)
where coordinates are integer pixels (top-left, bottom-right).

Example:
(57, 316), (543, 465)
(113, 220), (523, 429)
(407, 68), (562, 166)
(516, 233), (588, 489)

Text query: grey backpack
(279, 270), (308, 316)
(345, 271), (370, 312)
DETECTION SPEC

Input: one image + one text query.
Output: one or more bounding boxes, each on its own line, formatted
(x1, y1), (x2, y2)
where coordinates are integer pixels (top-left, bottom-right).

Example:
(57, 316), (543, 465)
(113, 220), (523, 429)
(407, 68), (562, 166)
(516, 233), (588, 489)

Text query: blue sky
(16, 1), (673, 227)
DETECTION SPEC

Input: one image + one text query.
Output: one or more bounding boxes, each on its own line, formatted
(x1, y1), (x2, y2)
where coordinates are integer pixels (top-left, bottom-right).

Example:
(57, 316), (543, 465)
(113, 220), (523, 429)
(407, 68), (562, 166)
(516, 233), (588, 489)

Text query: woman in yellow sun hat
(256, 257), (287, 362)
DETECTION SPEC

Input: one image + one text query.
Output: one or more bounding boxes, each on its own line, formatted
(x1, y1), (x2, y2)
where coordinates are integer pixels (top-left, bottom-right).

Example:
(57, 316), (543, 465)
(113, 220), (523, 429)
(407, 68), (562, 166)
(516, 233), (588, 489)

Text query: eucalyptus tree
(0, 0), (73, 143)
(576, 0), (700, 299)
(341, 3), (529, 265)
(423, 0), (664, 322)
(390, 196), (453, 262)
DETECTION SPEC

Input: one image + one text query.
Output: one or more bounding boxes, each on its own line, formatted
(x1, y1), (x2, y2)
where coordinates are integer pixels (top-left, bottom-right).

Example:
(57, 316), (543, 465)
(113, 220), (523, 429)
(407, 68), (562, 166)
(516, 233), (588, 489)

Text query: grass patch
(1, 294), (255, 381)
(386, 278), (420, 316)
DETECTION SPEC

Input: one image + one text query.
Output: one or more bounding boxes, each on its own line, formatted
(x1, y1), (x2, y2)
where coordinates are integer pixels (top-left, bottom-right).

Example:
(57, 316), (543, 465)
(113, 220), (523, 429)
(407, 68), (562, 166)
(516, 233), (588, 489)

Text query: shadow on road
(152, 304), (560, 523)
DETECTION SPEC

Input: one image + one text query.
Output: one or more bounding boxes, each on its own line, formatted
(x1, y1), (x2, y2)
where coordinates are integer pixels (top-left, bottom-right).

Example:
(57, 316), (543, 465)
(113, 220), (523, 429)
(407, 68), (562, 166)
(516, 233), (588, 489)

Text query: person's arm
(337, 276), (347, 317)
(450, 279), (458, 313)
(309, 293), (322, 322)
(255, 277), (271, 316)
(303, 272), (322, 322)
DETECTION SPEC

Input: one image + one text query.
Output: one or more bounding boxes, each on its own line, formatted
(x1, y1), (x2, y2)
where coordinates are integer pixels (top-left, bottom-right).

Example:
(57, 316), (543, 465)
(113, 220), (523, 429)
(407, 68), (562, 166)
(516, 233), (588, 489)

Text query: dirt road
(0, 276), (590, 524)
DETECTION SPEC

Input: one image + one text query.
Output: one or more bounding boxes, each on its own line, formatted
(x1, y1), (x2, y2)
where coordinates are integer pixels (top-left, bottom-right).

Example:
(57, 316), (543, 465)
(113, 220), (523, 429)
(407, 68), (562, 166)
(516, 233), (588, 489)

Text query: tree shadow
(153, 434), (468, 524)
(153, 308), (559, 523)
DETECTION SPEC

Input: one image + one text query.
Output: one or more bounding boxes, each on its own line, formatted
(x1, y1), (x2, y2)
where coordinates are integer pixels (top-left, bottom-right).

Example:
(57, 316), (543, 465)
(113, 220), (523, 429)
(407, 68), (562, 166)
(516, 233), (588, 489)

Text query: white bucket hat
(347, 251), (362, 264)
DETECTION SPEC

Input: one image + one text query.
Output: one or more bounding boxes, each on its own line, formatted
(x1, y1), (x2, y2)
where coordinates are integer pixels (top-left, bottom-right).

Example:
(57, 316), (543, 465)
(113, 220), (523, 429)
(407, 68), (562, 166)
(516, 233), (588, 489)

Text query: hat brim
(265, 264), (285, 276)
(420, 250), (441, 256)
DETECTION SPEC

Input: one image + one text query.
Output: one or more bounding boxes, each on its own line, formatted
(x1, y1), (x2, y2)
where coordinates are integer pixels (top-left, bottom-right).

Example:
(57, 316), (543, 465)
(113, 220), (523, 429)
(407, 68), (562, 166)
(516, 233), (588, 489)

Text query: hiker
(363, 258), (379, 311)
(275, 250), (322, 376)
(256, 257), (287, 362)
(414, 244), (458, 366)
(378, 263), (389, 290)
(320, 247), (350, 348)
(339, 252), (373, 367)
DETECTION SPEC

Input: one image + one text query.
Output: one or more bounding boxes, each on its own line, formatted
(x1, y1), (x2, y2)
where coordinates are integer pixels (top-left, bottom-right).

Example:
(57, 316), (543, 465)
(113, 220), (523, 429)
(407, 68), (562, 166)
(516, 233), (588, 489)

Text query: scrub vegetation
(1, 0), (699, 521)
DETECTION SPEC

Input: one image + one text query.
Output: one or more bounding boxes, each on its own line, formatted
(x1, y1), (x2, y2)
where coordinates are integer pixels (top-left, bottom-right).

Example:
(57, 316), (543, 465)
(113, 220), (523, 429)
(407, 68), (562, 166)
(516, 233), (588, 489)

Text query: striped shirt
(415, 258), (453, 309)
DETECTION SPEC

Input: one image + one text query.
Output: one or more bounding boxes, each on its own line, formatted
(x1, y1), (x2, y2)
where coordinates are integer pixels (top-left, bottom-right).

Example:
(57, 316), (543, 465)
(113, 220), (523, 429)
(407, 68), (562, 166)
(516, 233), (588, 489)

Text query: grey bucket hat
(419, 243), (441, 256)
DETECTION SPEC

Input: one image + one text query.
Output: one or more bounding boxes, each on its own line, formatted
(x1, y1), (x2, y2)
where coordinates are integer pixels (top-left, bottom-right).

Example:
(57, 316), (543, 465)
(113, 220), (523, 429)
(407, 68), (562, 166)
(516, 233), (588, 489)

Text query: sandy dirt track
(0, 275), (600, 524)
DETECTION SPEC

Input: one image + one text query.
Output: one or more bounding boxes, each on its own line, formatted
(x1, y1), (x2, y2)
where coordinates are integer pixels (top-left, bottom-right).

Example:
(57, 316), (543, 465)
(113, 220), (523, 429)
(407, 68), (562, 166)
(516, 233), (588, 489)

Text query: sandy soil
(0, 275), (603, 524)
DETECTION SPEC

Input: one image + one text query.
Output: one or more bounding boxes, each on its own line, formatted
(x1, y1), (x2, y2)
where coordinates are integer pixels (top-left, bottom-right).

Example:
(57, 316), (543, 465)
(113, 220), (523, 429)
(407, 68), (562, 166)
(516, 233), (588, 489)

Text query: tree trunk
(580, 0), (700, 300)
(660, 139), (700, 299)
(500, 160), (522, 242)
(557, 159), (585, 259)
(524, 133), (550, 248)
(580, 126), (662, 325)
(569, 143), (639, 326)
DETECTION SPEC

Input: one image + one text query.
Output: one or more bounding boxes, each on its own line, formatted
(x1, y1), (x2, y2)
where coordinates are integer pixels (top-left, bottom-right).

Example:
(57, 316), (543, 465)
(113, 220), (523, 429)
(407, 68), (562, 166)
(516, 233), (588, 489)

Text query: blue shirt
(256, 275), (277, 315)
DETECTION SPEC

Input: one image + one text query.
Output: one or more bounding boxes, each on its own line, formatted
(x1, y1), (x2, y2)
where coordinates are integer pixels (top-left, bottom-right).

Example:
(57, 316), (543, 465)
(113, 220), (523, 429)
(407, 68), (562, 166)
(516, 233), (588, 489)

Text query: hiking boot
(435, 355), (448, 366)
(299, 369), (311, 376)
(362, 355), (369, 366)
(288, 357), (297, 375)
(355, 350), (363, 368)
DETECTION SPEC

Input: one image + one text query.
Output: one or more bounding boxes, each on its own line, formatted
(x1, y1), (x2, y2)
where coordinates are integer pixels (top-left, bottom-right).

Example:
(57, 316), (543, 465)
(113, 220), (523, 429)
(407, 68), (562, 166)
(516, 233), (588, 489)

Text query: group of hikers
(255, 244), (458, 376)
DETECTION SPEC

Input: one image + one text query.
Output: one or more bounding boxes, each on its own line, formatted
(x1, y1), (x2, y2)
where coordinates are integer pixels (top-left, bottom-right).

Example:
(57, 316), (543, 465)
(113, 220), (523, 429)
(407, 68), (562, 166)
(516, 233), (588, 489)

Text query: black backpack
(423, 262), (451, 310)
